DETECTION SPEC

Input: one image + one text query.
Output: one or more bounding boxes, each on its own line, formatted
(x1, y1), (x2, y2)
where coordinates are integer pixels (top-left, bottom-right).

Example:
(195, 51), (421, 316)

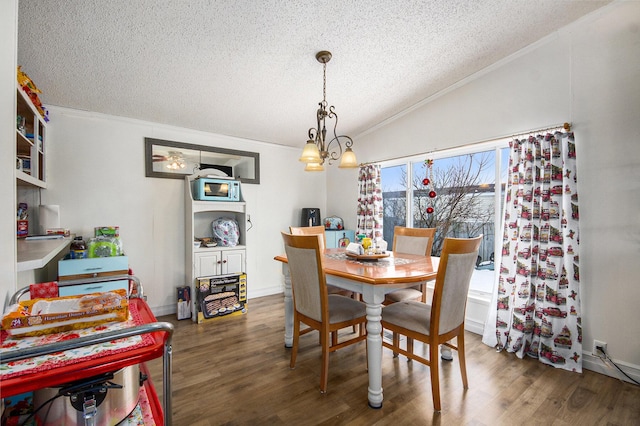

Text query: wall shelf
(17, 237), (72, 272)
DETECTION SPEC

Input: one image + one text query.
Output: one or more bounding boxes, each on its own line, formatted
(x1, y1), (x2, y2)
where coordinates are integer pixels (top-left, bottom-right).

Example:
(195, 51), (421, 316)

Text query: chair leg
(430, 342), (441, 412)
(320, 329), (330, 393)
(290, 319), (300, 369)
(392, 332), (400, 357)
(407, 337), (414, 361)
(457, 332), (468, 389)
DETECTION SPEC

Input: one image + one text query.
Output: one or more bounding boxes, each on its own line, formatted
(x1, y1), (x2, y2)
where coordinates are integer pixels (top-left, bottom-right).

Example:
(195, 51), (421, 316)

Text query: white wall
(328, 1), (640, 378)
(40, 107), (327, 316)
(1, 0), (18, 307)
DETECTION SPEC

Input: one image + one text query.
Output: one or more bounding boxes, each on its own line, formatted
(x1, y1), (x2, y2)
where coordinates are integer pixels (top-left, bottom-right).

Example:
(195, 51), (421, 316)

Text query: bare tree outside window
(381, 147), (508, 294)
(412, 153), (495, 256)
(383, 153), (496, 259)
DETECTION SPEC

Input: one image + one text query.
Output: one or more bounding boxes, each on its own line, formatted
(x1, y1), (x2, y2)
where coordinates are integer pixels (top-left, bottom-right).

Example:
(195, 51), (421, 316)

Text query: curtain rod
(360, 122), (572, 166)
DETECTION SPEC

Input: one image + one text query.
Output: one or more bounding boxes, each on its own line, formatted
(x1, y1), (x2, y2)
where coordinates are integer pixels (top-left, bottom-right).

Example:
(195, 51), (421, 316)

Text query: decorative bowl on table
(345, 252), (390, 261)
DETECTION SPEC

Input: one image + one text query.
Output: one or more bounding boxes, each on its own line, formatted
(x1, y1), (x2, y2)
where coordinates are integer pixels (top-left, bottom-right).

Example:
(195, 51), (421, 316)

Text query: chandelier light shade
(304, 162), (324, 172)
(338, 146), (357, 168)
(299, 140), (321, 163)
(299, 50), (357, 170)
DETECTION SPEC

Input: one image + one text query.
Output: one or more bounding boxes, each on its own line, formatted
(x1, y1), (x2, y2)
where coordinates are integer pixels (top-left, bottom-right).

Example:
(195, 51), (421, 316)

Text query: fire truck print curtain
(357, 164), (383, 241)
(483, 130), (582, 373)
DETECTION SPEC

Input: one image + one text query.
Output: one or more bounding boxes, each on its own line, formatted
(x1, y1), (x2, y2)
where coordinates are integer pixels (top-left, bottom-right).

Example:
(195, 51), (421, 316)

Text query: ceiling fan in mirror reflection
(153, 151), (187, 170)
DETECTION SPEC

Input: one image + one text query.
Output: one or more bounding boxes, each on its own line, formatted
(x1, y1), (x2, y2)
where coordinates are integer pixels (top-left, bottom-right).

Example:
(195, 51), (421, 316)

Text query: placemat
(325, 252), (416, 267)
(0, 303), (154, 380)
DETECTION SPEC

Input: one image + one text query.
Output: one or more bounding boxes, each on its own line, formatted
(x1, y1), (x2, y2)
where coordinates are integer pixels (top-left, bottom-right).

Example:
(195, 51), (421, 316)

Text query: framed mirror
(145, 138), (260, 184)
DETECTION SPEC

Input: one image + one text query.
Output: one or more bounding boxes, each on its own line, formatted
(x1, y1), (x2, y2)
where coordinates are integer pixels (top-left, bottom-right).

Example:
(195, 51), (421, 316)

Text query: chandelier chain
(322, 62), (327, 105)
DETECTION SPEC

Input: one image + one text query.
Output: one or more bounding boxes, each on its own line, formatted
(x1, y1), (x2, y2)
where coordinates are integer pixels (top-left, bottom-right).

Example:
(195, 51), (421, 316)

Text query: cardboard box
(2, 392), (35, 425)
(197, 274), (247, 323)
(176, 286), (192, 320)
(17, 220), (28, 238)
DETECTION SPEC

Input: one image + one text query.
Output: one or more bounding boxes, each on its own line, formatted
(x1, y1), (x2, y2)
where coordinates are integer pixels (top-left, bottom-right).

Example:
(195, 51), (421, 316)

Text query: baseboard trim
(150, 304), (175, 318)
(582, 352), (640, 384)
(248, 285), (283, 299)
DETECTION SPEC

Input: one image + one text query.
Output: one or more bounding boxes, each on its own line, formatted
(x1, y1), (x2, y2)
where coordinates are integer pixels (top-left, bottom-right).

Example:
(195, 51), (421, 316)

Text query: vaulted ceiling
(17, 0), (611, 147)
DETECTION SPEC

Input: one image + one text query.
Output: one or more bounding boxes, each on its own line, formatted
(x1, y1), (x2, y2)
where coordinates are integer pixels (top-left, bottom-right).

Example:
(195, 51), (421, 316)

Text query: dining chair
(289, 226), (357, 299)
(384, 226), (436, 305)
(381, 235), (482, 411)
(281, 232), (368, 393)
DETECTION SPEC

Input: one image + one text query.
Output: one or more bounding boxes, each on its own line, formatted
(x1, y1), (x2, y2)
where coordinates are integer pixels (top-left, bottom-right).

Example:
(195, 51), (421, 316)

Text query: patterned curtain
(357, 164), (383, 240)
(482, 131), (582, 373)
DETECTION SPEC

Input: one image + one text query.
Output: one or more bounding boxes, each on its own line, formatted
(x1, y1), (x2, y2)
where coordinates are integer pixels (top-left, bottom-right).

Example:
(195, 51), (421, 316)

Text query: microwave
(193, 178), (240, 202)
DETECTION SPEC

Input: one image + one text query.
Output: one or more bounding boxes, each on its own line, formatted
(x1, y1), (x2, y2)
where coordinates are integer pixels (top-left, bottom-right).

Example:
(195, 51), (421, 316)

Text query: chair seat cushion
(384, 288), (422, 303)
(382, 300), (431, 336)
(328, 295), (366, 324)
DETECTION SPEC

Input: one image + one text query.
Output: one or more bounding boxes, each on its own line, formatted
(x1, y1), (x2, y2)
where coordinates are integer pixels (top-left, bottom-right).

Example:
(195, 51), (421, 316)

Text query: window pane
(411, 152), (496, 258)
(414, 151), (500, 295)
(381, 164), (406, 245)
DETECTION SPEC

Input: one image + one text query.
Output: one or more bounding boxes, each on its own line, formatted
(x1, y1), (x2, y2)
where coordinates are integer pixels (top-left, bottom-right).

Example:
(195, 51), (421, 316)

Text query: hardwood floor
(146, 294), (640, 425)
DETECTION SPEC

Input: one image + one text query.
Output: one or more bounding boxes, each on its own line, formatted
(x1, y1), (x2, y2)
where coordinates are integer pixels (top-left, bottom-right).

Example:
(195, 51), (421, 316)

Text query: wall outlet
(593, 340), (607, 355)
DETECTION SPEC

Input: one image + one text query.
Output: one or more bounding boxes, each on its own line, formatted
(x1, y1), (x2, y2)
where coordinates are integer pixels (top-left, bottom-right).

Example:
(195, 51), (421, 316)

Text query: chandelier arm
(325, 136), (344, 163)
(325, 135), (355, 163)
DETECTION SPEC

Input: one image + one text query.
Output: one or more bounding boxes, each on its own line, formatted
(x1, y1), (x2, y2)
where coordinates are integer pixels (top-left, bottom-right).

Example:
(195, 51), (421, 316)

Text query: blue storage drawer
(59, 256), (128, 278)
(59, 280), (128, 297)
(58, 256), (129, 296)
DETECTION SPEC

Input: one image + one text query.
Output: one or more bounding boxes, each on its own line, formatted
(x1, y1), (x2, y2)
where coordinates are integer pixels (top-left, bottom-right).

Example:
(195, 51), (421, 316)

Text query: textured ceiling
(17, 0), (611, 147)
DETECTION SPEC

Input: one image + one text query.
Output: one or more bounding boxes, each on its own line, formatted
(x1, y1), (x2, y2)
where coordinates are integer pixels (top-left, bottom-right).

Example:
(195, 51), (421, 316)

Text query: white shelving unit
(185, 170), (247, 321)
(16, 83), (47, 188)
(15, 82), (54, 281)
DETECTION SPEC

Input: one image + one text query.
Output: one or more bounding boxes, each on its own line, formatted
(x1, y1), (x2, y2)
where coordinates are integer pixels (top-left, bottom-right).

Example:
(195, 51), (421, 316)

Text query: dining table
(274, 248), (439, 408)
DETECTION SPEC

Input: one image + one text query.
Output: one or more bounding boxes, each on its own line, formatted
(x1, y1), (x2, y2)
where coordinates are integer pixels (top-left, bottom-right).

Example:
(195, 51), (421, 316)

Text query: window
(381, 164), (407, 244)
(381, 143), (509, 295)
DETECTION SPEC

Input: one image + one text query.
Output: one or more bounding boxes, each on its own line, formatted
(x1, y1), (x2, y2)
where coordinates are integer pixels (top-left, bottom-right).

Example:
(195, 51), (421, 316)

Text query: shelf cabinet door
(194, 252), (222, 277)
(194, 250), (245, 277)
(222, 250), (245, 275)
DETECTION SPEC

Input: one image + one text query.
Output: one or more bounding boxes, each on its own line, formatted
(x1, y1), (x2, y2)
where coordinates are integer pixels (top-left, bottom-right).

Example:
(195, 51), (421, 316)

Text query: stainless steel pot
(33, 365), (141, 426)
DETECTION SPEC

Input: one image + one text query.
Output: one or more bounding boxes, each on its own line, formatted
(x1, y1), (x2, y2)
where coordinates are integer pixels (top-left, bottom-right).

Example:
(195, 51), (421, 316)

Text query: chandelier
(165, 151), (186, 170)
(299, 51), (358, 171)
